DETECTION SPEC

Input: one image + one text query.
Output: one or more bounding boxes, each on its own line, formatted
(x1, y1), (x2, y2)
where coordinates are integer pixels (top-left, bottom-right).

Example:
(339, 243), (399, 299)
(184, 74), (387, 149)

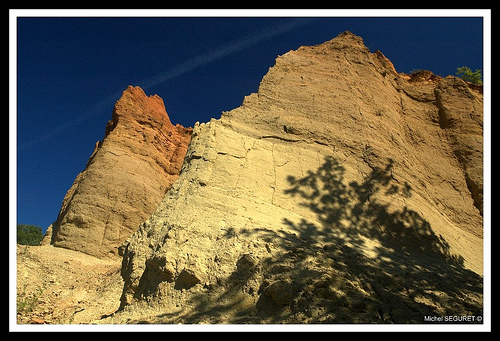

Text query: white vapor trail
(18, 18), (311, 150)
(139, 18), (311, 91)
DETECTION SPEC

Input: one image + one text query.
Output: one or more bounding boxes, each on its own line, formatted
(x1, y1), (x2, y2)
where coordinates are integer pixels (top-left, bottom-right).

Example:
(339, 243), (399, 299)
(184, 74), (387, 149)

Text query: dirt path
(16, 245), (123, 324)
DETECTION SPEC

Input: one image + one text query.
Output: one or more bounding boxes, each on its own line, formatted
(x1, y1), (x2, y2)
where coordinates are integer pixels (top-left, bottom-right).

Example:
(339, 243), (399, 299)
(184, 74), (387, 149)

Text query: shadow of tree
(265, 155), (483, 323)
(144, 156), (482, 324)
(283, 156), (463, 264)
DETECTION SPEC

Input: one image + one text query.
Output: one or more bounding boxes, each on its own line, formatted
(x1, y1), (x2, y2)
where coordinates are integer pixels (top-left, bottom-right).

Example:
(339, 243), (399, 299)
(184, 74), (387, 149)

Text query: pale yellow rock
(115, 31), (483, 323)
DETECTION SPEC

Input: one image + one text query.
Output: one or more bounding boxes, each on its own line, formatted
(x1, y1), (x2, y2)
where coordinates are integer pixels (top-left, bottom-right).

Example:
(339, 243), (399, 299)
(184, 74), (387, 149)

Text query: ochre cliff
(45, 86), (192, 258)
(111, 32), (483, 323)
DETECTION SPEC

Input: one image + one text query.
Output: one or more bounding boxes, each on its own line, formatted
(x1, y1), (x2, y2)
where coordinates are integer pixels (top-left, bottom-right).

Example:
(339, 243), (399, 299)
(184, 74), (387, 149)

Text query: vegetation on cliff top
(456, 66), (483, 85)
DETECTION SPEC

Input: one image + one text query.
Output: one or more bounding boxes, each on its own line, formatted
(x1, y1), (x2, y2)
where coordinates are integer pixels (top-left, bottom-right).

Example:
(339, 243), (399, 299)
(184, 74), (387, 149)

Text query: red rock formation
(46, 86), (192, 258)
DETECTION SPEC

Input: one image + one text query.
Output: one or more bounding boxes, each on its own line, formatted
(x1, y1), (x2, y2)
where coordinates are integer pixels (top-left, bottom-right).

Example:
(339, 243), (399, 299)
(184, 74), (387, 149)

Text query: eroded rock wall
(116, 32), (483, 322)
(47, 86), (192, 258)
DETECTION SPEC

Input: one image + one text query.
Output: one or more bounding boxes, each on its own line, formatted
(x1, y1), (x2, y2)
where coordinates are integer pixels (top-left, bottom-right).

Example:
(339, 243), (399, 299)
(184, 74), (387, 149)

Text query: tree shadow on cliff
(283, 156), (458, 262)
(263, 155), (483, 323)
(149, 155), (483, 324)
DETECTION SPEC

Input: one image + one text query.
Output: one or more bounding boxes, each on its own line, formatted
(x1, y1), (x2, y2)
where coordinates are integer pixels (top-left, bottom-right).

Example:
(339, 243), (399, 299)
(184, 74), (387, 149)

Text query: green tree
(456, 66), (483, 85)
(17, 224), (44, 245)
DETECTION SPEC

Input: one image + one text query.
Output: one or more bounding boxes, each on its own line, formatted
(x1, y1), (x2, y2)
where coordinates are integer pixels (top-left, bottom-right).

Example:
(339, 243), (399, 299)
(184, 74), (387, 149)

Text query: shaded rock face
(117, 32), (483, 323)
(434, 77), (483, 214)
(47, 86), (192, 258)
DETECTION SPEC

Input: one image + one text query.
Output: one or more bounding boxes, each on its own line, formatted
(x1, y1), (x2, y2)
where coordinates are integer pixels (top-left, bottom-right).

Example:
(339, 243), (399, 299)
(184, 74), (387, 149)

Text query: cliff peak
(44, 86), (192, 258)
(306, 30), (370, 53)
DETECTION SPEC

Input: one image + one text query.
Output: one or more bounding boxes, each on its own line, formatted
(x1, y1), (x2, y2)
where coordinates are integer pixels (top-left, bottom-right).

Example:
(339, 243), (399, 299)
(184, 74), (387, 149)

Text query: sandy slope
(16, 245), (122, 324)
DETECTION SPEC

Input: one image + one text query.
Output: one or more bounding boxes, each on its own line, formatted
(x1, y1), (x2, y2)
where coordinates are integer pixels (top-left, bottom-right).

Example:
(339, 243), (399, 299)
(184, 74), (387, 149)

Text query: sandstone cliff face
(116, 32), (483, 323)
(47, 86), (192, 258)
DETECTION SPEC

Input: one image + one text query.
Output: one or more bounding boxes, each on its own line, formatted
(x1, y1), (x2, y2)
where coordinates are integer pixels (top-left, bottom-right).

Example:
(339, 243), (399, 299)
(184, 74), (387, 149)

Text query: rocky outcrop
(115, 32), (483, 323)
(45, 86), (192, 258)
(434, 77), (483, 214)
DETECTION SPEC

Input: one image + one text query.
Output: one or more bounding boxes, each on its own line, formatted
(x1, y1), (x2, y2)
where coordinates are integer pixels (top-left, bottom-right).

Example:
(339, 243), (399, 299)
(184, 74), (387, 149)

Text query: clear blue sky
(15, 13), (485, 232)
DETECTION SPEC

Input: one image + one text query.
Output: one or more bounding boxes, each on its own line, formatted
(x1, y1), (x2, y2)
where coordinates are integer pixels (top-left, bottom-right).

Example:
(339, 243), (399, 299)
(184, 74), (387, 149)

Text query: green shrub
(456, 66), (483, 85)
(17, 224), (44, 245)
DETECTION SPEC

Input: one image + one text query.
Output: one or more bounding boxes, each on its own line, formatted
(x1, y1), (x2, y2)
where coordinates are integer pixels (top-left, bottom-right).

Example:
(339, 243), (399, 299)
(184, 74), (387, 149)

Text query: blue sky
(14, 13), (486, 232)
